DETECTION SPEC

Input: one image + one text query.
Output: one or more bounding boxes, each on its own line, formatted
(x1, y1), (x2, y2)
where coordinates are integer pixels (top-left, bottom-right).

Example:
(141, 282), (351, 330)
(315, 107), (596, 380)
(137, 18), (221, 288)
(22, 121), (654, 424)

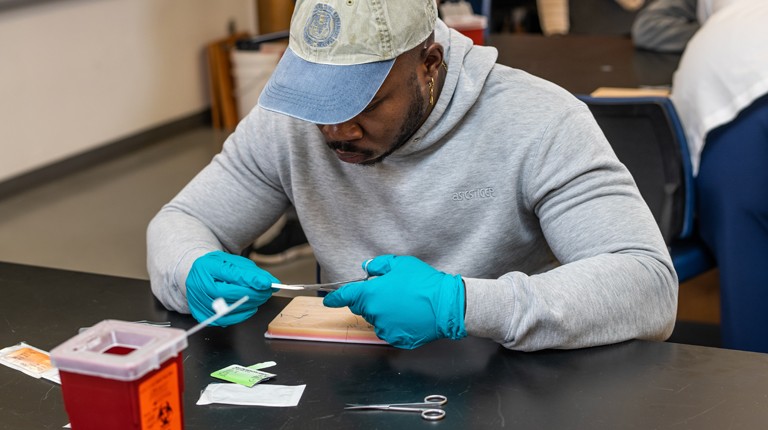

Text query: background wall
(0, 0), (257, 183)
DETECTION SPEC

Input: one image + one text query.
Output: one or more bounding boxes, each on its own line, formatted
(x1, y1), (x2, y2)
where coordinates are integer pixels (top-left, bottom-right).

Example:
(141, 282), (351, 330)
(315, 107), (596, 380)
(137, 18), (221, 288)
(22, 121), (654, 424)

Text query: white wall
(0, 0), (257, 182)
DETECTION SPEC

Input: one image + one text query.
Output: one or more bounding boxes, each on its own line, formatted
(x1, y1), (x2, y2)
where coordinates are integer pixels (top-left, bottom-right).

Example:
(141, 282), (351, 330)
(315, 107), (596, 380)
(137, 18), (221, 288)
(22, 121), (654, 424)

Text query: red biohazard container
(444, 14), (488, 46)
(50, 320), (188, 430)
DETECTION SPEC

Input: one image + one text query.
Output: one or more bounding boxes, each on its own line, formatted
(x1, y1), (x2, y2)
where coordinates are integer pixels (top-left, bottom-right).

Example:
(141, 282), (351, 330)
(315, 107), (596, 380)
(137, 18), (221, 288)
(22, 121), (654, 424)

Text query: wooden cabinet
(257, 0), (294, 34)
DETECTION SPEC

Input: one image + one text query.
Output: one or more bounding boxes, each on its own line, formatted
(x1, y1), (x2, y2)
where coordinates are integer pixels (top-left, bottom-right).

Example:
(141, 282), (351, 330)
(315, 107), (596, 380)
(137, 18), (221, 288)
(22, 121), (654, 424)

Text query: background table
(488, 34), (681, 94)
(2, 261), (768, 429)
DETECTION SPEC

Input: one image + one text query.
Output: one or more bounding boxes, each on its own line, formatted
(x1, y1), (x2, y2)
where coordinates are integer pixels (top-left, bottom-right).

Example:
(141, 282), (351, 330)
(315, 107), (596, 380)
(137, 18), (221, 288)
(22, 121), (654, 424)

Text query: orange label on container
(138, 361), (182, 430)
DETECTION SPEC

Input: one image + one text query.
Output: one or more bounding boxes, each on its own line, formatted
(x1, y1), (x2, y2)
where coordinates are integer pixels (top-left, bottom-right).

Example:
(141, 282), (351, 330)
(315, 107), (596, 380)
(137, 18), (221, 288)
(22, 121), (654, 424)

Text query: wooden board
(265, 296), (387, 345)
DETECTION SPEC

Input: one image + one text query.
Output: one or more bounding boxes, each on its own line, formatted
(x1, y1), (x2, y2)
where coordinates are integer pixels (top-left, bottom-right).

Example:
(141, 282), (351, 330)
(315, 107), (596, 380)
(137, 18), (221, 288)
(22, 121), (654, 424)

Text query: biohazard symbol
(156, 401), (173, 427)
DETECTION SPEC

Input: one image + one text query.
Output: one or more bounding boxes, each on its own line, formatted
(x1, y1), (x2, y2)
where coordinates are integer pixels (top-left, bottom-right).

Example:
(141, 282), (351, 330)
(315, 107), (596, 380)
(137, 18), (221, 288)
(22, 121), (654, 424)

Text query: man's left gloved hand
(186, 251), (279, 326)
(323, 255), (466, 349)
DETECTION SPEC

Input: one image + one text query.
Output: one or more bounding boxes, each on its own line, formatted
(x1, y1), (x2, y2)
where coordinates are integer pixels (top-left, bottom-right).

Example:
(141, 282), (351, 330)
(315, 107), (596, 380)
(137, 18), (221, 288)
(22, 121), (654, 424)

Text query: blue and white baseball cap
(258, 0), (438, 125)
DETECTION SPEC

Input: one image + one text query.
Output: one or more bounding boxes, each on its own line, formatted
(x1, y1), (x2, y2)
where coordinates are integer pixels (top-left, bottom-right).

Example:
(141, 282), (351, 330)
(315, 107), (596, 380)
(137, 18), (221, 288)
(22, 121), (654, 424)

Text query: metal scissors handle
(345, 394), (448, 421)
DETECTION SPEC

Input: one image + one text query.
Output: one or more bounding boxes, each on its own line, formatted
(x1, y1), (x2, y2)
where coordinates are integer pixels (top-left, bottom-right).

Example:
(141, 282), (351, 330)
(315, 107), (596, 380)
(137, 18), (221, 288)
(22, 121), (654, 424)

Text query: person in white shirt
(670, 0), (768, 352)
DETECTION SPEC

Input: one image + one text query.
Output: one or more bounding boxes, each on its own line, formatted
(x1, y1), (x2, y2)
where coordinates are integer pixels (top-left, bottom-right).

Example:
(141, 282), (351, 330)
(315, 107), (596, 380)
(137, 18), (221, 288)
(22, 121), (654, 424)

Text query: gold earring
(428, 77), (435, 106)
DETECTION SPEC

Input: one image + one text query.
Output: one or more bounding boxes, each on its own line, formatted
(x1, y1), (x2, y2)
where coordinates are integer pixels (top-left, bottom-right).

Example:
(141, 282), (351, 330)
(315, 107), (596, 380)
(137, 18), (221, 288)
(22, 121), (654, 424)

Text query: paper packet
(0, 342), (60, 384)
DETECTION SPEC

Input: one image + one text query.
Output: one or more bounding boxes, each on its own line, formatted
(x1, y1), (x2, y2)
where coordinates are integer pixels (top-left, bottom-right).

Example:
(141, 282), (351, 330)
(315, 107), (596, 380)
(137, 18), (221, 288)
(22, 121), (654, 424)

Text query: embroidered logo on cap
(304, 3), (341, 48)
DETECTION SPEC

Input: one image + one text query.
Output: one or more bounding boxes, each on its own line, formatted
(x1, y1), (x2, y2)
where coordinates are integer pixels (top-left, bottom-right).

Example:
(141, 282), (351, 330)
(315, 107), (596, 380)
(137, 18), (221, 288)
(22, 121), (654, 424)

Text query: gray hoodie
(147, 21), (677, 351)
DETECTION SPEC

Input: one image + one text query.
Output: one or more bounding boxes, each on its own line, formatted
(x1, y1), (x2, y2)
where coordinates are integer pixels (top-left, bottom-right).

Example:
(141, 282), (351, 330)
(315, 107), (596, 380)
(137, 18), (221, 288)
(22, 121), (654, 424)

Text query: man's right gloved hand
(322, 255), (466, 349)
(186, 251), (279, 326)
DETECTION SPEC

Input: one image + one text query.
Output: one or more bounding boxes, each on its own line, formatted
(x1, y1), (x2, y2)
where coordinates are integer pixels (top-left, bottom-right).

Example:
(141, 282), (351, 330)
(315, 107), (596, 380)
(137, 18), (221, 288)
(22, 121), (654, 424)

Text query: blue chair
(577, 95), (715, 282)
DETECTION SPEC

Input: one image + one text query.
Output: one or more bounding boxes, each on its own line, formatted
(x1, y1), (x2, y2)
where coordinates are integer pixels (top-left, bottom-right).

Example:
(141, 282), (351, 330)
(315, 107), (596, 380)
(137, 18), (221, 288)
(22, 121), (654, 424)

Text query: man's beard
(328, 72), (427, 166)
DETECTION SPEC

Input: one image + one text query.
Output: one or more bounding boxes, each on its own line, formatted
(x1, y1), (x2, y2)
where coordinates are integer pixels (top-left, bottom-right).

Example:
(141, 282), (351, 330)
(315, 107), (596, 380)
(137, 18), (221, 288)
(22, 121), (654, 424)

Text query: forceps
(344, 394), (448, 421)
(271, 276), (369, 292)
(271, 259), (374, 292)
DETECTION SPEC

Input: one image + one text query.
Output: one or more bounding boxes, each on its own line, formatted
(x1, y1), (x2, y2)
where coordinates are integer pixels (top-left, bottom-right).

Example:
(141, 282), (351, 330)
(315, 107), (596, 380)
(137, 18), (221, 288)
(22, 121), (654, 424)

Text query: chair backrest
(577, 96), (694, 244)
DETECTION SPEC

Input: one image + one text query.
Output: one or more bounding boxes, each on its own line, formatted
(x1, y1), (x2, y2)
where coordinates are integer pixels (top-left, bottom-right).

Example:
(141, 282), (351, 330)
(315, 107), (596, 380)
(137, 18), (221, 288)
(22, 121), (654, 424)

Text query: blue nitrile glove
(323, 255), (466, 349)
(186, 251), (279, 326)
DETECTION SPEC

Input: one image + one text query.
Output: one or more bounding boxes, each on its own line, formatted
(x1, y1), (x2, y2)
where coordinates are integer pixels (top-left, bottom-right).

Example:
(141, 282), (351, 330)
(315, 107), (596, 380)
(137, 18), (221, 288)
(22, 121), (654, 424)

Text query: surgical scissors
(344, 394), (447, 421)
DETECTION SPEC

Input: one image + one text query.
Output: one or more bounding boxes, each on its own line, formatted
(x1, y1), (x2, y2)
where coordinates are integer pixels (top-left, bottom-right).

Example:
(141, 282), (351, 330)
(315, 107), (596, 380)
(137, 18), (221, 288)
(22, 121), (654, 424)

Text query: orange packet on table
(0, 342), (60, 383)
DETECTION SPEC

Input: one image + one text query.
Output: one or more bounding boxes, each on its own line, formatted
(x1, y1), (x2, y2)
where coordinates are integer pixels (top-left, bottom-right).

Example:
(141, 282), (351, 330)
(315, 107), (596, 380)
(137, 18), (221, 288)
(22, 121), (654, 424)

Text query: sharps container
(50, 320), (188, 430)
(443, 14), (488, 46)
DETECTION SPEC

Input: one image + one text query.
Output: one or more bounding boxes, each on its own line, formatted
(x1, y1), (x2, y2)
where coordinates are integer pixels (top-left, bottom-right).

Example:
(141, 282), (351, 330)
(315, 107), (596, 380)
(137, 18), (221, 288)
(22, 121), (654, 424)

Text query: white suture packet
(197, 383), (306, 407)
(0, 342), (60, 384)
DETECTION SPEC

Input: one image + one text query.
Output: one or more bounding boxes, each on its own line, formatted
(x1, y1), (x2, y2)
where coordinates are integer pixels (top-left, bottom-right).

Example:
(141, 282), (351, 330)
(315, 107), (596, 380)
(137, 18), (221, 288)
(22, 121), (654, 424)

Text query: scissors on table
(344, 394), (448, 421)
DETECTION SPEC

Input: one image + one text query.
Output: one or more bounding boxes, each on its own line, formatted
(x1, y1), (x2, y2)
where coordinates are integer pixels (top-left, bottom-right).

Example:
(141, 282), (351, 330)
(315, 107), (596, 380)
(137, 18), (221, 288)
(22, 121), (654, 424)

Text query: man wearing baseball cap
(148, 0), (677, 351)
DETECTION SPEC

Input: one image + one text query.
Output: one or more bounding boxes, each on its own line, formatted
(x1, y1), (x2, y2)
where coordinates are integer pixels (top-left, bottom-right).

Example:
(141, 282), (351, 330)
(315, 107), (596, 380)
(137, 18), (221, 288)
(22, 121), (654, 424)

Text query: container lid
(443, 14), (488, 31)
(50, 320), (188, 381)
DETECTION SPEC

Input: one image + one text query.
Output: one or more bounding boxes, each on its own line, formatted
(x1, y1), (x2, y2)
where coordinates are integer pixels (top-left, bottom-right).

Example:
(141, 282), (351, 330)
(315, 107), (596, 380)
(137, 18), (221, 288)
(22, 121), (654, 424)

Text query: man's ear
(423, 43), (445, 75)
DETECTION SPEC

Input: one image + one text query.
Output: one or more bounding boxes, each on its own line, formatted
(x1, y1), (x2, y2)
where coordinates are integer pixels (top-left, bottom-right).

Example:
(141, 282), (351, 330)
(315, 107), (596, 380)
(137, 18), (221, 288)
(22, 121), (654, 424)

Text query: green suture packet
(211, 364), (276, 387)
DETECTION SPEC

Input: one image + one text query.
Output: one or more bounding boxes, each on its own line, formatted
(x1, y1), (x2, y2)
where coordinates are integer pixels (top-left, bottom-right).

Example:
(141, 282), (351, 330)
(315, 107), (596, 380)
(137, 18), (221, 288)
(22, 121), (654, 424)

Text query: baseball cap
(258, 0), (437, 125)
